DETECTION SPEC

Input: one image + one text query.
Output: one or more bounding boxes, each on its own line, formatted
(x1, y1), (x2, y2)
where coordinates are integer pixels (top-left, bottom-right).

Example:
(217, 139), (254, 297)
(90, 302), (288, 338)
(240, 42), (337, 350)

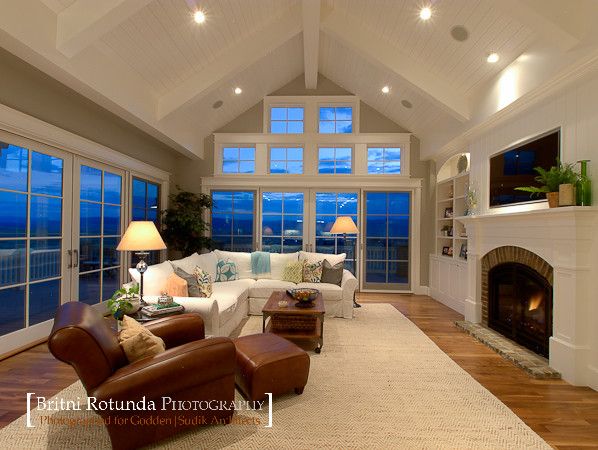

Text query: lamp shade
(117, 221), (166, 251)
(330, 216), (359, 234)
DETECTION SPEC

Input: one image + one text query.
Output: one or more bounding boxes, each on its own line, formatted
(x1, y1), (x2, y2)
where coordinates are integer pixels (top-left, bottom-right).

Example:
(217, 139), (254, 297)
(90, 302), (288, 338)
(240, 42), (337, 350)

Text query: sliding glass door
(0, 139), (72, 342)
(363, 191), (410, 290)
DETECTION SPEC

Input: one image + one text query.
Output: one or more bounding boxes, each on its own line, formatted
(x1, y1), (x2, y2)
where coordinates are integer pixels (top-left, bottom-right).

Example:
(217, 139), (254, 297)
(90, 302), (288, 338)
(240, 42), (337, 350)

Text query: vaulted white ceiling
(1, 0), (598, 160)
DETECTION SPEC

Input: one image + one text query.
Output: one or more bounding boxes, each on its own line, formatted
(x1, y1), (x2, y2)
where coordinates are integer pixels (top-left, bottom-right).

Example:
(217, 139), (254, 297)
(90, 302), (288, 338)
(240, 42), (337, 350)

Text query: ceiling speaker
(450, 26), (469, 42)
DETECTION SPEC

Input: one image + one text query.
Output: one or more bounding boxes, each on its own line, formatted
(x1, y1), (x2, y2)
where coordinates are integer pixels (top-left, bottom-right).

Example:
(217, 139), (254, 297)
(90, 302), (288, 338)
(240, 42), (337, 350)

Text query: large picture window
(270, 147), (303, 174)
(318, 147), (352, 174)
(367, 147), (402, 174)
(131, 178), (161, 266)
(319, 106), (352, 133)
(261, 192), (304, 253)
(270, 107), (304, 134)
(211, 191), (255, 252)
(222, 147), (255, 174)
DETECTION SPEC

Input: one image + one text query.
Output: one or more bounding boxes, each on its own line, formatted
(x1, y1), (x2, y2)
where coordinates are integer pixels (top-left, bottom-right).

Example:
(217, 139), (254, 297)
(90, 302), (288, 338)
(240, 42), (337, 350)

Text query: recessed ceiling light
(381, 85), (390, 94)
(487, 53), (499, 63)
(194, 10), (206, 24)
(234, 87), (242, 95)
(419, 6), (432, 21)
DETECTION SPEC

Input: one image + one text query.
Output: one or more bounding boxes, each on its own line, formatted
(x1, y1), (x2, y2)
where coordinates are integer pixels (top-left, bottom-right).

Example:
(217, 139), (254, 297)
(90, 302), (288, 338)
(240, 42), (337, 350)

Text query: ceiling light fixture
(194, 10), (206, 24)
(419, 6), (432, 21)
(487, 52), (499, 63)
(381, 85), (390, 94)
(234, 87), (242, 95)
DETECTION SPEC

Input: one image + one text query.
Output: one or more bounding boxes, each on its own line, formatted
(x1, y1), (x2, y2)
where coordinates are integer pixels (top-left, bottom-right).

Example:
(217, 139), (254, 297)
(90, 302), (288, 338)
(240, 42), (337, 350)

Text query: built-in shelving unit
(436, 171), (469, 261)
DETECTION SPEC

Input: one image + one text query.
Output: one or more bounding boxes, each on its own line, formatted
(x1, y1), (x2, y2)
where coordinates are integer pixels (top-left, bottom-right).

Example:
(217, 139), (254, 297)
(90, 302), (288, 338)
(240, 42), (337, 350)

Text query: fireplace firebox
(488, 262), (552, 357)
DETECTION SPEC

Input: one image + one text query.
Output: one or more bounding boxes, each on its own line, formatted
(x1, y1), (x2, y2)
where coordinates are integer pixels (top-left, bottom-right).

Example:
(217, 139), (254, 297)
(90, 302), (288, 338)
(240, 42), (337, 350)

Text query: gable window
(367, 147), (402, 174)
(318, 147), (352, 174)
(131, 177), (161, 265)
(270, 107), (304, 134)
(319, 106), (352, 133)
(270, 147), (303, 174)
(222, 147), (255, 174)
(211, 191), (255, 252)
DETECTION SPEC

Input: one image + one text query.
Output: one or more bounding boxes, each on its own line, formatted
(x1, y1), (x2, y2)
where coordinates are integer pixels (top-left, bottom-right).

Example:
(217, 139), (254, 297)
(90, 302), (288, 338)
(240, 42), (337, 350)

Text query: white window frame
(267, 144), (304, 175)
(268, 105), (305, 134)
(366, 145), (404, 175)
(218, 144), (257, 175)
(317, 145), (354, 175)
(318, 103), (356, 135)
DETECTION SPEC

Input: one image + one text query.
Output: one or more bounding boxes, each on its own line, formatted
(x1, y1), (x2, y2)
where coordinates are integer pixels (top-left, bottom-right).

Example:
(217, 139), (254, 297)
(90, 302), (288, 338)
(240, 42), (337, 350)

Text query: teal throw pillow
(216, 258), (237, 282)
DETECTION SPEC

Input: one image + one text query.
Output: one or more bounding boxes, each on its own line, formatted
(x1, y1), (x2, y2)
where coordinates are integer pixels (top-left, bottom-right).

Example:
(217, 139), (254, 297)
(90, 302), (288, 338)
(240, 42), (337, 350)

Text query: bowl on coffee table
(287, 288), (320, 307)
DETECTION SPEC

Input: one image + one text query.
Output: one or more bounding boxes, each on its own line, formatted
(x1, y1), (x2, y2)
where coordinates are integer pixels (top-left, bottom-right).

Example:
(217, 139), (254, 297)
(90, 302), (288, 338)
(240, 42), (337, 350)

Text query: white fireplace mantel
(458, 206), (598, 388)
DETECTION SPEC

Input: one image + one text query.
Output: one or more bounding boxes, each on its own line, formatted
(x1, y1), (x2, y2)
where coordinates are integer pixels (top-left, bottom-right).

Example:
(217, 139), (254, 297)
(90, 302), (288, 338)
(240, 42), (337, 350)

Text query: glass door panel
(0, 140), (71, 337)
(313, 191), (358, 274)
(261, 191), (305, 253)
(364, 191), (410, 290)
(74, 160), (124, 305)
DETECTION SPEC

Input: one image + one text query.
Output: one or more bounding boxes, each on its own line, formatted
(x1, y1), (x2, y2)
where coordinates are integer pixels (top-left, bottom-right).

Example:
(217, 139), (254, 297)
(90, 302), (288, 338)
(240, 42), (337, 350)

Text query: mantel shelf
(457, 206), (598, 223)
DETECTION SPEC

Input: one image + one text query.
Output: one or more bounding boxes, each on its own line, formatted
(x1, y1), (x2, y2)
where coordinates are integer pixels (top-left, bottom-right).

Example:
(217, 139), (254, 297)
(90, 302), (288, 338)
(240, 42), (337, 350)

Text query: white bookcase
(435, 171), (469, 261)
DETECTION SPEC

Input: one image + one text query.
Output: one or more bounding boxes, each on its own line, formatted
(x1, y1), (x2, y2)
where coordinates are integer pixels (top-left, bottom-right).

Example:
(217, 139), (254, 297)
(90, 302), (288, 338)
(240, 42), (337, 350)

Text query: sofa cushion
(118, 316), (165, 363)
(320, 260), (344, 286)
(173, 266), (202, 297)
(303, 260), (323, 283)
(166, 273), (188, 297)
(171, 252), (218, 281)
(299, 251), (346, 267)
(270, 252), (298, 280)
(282, 260), (304, 284)
(296, 282), (342, 301)
(216, 258), (238, 282)
(211, 279), (254, 325)
(215, 250), (252, 279)
(128, 261), (173, 296)
(249, 279), (296, 299)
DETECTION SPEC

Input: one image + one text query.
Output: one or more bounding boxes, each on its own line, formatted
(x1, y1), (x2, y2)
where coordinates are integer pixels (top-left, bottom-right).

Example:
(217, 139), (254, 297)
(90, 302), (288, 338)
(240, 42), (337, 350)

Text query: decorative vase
(559, 184), (576, 206)
(546, 192), (559, 208)
(576, 160), (592, 206)
(457, 154), (468, 173)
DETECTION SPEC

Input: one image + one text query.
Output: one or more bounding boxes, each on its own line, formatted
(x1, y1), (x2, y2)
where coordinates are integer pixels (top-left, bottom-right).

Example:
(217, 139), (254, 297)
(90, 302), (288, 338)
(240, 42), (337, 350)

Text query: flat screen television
(489, 129), (560, 207)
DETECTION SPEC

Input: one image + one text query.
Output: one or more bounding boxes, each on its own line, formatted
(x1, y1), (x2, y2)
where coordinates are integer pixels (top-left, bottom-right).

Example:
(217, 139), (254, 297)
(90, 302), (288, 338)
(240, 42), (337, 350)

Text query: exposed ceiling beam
(493, 0), (579, 52)
(56, 0), (153, 58)
(320, 10), (471, 122)
(302, 0), (320, 89)
(157, 5), (303, 121)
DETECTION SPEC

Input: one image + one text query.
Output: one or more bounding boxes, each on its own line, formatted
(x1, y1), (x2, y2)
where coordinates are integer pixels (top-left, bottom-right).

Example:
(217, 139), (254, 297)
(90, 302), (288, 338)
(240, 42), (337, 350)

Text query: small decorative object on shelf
(515, 159), (578, 208)
(444, 207), (453, 218)
(459, 243), (468, 260)
(457, 154), (469, 173)
(576, 160), (592, 206)
(158, 292), (173, 306)
(442, 246), (453, 257)
(107, 285), (141, 321)
(465, 183), (478, 216)
(440, 225), (450, 236)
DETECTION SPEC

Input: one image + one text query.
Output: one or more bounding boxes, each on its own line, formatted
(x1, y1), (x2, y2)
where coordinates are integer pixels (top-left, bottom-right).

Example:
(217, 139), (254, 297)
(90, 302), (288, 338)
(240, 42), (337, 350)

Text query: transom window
(131, 178), (161, 266)
(270, 147), (303, 174)
(270, 107), (304, 134)
(211, 191), (255, 252)
(318, 147), (352, 174)
(222, 147), (255, 174)
(319, 106), (352, 133)
(367, 147), (402, 174)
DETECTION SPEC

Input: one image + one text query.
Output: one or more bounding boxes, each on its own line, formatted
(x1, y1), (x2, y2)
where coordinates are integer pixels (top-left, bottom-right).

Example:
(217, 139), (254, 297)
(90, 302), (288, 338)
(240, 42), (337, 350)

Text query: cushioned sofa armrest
(89, 337), (235, 403)
(144, 313), (205, 348)
(144, 296), (220, 336)
(340, 269), (358, 319)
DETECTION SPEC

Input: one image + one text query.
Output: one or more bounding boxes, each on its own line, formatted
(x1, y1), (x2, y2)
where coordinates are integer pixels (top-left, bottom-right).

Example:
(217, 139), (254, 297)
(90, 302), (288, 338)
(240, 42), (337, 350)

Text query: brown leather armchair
(48, 301), (236, 450)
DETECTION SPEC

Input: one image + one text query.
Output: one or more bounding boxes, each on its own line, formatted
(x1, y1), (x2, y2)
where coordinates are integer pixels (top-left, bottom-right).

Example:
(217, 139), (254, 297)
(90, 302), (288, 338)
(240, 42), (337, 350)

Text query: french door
(260, 191), (307, 253)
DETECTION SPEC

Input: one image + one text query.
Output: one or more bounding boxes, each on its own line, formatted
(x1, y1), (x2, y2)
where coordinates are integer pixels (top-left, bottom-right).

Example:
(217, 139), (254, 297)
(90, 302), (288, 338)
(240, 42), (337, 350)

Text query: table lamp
(117, 221), (166, 305)
(330, 216), (361, 308)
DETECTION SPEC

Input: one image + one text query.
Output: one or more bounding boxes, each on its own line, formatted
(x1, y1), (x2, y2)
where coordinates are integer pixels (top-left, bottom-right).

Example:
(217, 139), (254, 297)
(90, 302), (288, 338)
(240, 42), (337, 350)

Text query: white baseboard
(415, 285), (429, 296)
(429, 287), (465, 315)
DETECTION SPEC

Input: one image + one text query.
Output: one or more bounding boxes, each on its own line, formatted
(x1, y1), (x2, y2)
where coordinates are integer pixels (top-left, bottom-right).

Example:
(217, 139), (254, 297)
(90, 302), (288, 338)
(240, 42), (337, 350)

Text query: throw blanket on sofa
(251, 251), (271, 275)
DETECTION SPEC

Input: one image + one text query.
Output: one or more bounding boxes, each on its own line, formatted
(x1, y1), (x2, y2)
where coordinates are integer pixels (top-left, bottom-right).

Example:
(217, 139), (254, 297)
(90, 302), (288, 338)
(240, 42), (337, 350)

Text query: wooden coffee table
(262, 291), (325, 353)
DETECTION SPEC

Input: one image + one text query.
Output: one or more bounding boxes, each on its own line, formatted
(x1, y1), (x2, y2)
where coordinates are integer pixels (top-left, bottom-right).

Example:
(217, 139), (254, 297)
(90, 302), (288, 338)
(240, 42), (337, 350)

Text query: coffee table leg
(315, 314), (324, 353)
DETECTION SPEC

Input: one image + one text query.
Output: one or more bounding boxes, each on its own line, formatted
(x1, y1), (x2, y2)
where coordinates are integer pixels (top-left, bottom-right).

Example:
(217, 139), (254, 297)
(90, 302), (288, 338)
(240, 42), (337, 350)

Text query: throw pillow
(320, 259), (344, 286)
(172, 266), (202, 297)
(216, 258), (237, 282)
(193, 266), (213, 297)
(166, 273), (188, 297)
(118, 316), (166, 363)
(303, 260), (323, 283)
(281, 260), (304, 284)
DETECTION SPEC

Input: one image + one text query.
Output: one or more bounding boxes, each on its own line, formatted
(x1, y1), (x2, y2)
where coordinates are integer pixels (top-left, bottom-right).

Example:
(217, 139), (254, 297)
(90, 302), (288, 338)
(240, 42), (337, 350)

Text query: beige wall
(0, 48), (182, 173)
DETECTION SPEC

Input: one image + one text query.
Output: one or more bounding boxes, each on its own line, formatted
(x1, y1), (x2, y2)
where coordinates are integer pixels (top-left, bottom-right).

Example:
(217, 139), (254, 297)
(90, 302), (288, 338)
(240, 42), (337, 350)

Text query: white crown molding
(0, 103), (170, 181)
(434, 49), (598, 162)
(214, 132), (412, 145)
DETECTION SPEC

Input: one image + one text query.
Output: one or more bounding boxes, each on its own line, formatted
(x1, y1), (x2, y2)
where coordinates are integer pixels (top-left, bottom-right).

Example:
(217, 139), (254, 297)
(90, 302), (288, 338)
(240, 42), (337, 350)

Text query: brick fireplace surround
(459, 207), (598, 389)
(480, 246), (553, 326)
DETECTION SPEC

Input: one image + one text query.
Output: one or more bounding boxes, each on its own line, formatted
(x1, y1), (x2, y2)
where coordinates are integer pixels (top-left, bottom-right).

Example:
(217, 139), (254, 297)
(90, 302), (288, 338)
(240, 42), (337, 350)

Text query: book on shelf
(141, 302), (183, 316)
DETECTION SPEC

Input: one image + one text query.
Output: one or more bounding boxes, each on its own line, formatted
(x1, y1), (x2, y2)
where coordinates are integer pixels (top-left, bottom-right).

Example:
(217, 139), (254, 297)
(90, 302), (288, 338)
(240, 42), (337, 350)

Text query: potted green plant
(515, 160), (578, 208)
(161, 187), (214, 257)
(107, 285), (140, 321)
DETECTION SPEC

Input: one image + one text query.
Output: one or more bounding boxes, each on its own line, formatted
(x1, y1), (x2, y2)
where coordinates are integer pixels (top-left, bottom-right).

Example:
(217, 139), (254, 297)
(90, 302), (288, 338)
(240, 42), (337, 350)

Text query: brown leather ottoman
(233, 333), (310, 402)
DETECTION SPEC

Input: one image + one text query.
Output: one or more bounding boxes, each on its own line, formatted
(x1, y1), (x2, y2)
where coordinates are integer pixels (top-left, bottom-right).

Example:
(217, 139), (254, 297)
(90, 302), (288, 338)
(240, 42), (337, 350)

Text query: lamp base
(135, 251), (149, 307)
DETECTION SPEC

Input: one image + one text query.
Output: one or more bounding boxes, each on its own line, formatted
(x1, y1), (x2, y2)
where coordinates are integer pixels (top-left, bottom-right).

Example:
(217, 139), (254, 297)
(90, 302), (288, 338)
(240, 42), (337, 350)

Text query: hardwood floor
(0, 293), (597, 449)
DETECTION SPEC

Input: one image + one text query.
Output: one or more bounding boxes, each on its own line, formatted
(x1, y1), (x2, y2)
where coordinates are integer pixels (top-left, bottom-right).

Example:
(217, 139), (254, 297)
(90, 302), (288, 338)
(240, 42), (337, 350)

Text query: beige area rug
(0, 304), (550, 449)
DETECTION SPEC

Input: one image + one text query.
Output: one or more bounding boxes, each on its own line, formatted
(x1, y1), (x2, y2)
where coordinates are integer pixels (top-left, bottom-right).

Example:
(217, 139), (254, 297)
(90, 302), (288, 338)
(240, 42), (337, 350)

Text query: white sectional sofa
(128, 250), (357, 337)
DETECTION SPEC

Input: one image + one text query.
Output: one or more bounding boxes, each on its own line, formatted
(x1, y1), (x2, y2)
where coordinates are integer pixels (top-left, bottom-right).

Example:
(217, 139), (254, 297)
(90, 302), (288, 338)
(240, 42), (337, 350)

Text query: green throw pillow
(282, 260), (304, 284)
(216, 258), (237, 282)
